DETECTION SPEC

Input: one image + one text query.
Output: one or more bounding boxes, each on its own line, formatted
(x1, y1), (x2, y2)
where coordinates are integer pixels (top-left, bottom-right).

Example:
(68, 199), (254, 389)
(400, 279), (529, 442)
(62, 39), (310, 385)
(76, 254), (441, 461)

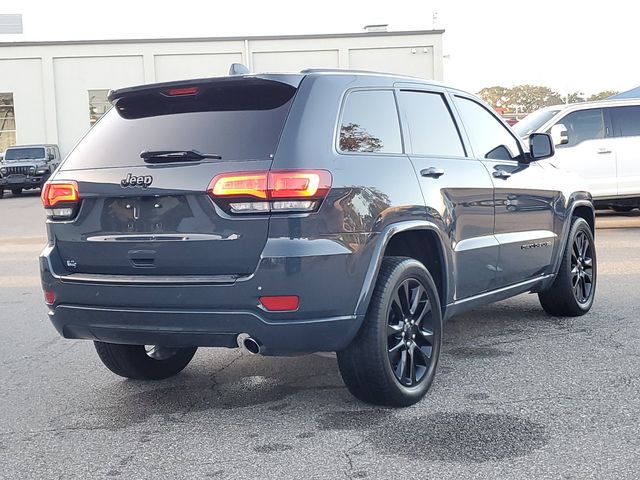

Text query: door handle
(493, 169), (512, 179)
(420, 167), (445, 178)
(597, 148), (612, 154)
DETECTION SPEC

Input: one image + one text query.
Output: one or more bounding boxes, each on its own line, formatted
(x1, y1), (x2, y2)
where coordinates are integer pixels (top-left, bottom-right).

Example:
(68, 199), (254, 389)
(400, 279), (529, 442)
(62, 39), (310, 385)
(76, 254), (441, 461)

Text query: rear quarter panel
(269, 74), (428, 317)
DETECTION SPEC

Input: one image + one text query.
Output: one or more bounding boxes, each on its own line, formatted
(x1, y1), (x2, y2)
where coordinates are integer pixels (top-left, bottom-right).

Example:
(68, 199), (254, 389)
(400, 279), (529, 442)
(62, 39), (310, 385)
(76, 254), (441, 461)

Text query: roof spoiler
(108, 64), (305, 104)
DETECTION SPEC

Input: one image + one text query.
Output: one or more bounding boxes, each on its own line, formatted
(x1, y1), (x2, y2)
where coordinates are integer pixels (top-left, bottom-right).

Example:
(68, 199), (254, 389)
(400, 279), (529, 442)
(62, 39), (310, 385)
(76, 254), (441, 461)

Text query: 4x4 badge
(121, 173), (153, 188)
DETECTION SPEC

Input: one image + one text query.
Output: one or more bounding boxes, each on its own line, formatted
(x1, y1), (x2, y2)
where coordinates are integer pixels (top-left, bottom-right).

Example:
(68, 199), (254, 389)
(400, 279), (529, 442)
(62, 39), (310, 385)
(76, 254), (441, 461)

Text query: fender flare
(550, 194), (594, 276)
(353, 220), (451, 317)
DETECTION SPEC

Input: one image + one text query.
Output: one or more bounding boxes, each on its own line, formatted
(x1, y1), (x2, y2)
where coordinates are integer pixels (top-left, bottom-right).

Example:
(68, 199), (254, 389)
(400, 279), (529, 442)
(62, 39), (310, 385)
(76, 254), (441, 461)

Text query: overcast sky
(3, 0), (638, 95)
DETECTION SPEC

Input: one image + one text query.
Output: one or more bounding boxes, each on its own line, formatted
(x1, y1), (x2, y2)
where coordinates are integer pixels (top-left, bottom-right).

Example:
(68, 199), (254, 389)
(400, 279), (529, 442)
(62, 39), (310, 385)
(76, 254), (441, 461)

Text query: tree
(507, 85), (564, 113)
(478, 86), (510, 108)
(477, 85), (564, 114)
(566, 91), (586, 103)
(587, 90), (618, 101)
(477, 85), (620, 115)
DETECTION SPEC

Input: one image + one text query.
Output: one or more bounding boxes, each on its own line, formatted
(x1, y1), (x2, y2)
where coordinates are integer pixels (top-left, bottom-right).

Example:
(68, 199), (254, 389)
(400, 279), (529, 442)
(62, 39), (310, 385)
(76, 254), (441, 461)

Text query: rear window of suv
(60, 80), (296, 171)
(339, 90), (403, 154)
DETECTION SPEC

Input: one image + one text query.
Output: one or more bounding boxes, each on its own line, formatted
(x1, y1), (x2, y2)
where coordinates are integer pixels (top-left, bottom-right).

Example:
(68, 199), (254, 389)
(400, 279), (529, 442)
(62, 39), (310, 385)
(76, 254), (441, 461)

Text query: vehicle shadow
(595, 209), (640, 217)
(74, 297), (572, 423)
(48, 298), (557, 465)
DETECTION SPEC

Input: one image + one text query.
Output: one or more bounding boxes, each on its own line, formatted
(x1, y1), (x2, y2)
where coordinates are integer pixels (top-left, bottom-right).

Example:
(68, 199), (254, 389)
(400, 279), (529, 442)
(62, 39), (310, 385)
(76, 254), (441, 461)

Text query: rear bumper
(40, 234), (374, 355)
(49, 305), (362, 355)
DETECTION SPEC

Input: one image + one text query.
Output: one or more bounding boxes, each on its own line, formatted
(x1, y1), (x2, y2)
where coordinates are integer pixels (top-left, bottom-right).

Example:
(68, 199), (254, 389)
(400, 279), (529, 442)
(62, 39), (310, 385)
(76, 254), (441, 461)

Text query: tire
(611, 206), (634, 213)
(0, 189), (4, 199)
(94, 342), (197, 380)
(11, 188), (22, 195)
(337, 257), (442, 407)
(538, 217), (596, 316)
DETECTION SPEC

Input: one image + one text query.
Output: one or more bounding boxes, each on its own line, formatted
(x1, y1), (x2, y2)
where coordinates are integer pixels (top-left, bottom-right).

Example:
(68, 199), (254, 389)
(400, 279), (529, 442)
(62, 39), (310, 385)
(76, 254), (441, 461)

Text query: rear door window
(553, 108), (605, 147)
(339, 90), (403, 154)
(60, 80), (296, 171)
(399, 91), (465, 157)
(609, 105), (640, 137)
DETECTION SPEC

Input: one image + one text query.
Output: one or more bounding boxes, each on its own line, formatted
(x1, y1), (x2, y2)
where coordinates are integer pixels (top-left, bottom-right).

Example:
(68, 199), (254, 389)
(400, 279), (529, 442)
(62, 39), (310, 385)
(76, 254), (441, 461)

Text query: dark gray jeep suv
(40, 68), (596, 407)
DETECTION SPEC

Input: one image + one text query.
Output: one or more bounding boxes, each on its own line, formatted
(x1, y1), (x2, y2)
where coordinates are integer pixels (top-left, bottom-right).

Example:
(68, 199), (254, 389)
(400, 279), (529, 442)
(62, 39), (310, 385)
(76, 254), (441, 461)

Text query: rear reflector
(41, 181), (79, 208)
(44, 290), (56, 306)
(164, 86), (200, 96)
(259, 295), (299, 311)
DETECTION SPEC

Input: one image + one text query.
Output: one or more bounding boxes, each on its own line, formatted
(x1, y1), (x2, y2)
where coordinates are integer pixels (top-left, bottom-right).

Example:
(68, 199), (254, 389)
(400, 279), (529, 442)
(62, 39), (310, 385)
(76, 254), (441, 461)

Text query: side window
(610, 106), (640, 138)
(454, 96), (521, 160)
(398, 91), (465, 157)
(554, 108), (604, 147)
(339, 90), (402, 154)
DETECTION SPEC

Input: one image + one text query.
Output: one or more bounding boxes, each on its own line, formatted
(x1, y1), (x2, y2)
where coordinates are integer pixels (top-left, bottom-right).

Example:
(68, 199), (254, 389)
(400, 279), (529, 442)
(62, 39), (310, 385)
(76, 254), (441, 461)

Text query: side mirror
(47, 154), (54, 161)
(528, 133), (554, 161)
(550, 123), (568, 146)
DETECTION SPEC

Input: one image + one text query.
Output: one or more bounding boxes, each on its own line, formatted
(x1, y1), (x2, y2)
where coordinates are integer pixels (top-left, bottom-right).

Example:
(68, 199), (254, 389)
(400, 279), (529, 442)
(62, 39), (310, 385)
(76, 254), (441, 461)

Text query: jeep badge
(121, 173), (153, 188)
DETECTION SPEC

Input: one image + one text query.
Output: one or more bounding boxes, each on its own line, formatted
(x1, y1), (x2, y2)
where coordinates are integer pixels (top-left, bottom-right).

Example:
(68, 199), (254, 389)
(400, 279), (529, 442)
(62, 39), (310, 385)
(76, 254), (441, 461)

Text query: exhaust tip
(243, 338), (261, 355)
(237, 333), (261, 355)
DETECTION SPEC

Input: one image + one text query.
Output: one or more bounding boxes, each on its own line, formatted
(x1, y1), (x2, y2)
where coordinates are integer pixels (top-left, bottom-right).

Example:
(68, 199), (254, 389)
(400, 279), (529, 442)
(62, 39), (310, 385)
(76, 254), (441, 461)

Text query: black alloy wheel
(571, 230), (594, 304)
(387, 278), (436, 386)
(539, 216), (596, 316)
(337, 257), (442, 407)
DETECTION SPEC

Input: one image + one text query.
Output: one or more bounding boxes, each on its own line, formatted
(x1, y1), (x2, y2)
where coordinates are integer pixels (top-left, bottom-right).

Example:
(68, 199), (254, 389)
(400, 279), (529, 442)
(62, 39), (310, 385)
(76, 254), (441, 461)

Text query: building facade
(0, 29), (444, 156)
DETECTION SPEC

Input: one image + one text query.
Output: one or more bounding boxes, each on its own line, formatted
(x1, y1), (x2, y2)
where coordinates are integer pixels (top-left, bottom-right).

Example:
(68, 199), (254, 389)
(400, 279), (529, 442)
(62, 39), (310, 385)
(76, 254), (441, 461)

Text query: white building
(0, 28), (444, 156)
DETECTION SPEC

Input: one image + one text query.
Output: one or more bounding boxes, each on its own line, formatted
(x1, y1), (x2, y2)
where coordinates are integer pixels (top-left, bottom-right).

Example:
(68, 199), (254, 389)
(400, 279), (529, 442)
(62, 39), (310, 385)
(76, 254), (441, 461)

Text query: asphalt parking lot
(1, 191), (639, 479)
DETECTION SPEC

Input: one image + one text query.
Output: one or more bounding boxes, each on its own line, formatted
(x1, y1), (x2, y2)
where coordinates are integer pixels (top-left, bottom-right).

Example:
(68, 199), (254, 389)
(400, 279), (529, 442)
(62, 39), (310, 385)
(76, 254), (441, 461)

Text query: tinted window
(61, 82), (296, 170)
(554, 108), (604, 147)
(399, 91), (465, 157)
(4, 147), (45, 160)
(455, 96), (520, 160)
(340, 90), (402, 154)
(610, 105), (640, 137)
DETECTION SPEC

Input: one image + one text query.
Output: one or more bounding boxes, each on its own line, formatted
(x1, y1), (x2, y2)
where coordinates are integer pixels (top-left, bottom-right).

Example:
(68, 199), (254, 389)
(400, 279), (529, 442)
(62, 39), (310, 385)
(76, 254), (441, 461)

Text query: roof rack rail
(300, 68), (390, 75)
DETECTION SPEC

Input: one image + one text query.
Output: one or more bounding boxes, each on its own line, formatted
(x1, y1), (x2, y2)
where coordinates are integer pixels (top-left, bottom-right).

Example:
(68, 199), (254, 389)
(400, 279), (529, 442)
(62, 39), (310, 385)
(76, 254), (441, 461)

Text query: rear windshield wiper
(140, 150), (222, 164)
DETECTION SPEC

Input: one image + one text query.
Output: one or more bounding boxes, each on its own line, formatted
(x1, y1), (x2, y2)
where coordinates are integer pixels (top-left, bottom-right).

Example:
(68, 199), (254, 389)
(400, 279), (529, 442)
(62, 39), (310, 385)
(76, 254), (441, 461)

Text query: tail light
(208, 170), (331, 214)
(41, 181), (80, 220)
